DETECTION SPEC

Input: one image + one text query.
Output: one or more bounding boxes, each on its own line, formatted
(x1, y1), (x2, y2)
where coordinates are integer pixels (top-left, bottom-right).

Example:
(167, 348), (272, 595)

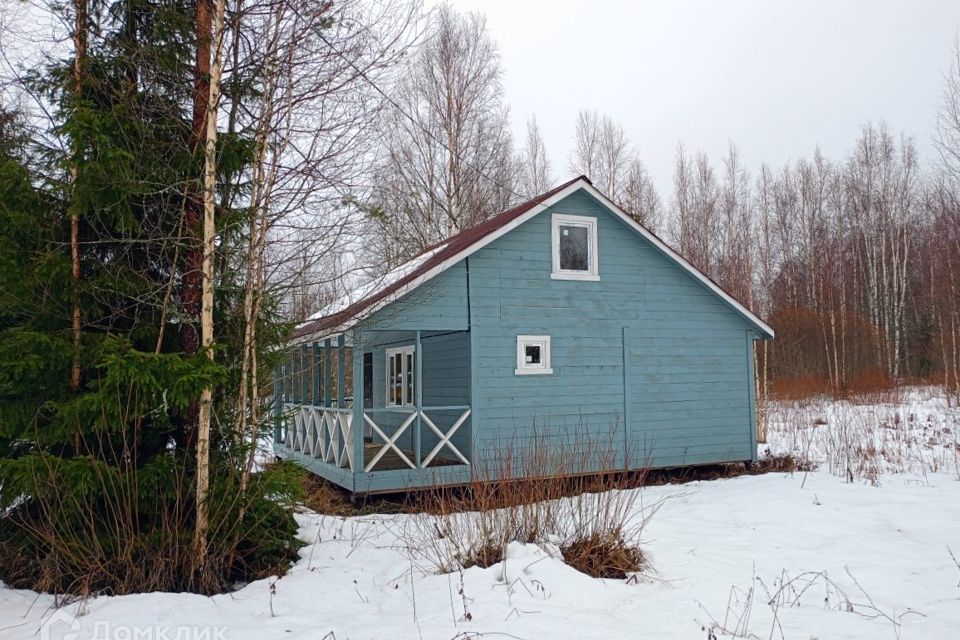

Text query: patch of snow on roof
(300, 243), (449, 326)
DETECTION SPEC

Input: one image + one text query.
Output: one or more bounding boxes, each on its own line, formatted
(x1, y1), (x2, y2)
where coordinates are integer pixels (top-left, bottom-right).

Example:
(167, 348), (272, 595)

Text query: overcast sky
(442, 0), (960, 195)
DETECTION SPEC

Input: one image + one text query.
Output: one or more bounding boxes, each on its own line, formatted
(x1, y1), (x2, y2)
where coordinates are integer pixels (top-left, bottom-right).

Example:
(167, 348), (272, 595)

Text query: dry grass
(298, 471), (417, 517)
(841, 368), (895, 401)
(771, 375), (832, 401)
(750, 451), (815, 474)
(766, 385), (960, 483)
(561, 531), (645, 579)
(770, 370), (898, 403)
(300, 474), (358, 516)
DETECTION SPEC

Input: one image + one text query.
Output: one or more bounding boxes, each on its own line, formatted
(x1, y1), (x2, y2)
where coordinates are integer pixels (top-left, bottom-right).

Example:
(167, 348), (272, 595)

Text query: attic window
(551, 214), (599, 280)
(515, 335), (552, 375)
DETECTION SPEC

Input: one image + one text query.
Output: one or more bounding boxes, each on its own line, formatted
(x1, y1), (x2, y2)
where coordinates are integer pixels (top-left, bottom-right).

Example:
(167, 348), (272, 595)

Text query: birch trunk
(195, 0), (226, 563)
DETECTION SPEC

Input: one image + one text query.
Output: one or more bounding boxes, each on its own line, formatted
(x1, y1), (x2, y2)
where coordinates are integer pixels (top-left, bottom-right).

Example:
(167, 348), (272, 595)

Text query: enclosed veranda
(272, 328), (474, 494)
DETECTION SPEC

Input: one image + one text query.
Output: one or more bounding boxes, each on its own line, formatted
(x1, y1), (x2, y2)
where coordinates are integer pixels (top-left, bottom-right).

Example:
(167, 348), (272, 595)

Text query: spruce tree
(0, 1), (300, 595)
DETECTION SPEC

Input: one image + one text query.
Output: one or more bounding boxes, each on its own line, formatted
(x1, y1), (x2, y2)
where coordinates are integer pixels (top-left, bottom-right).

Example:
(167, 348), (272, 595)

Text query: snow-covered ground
(765, 386), (960, 480)
(2, 389), (959, 640)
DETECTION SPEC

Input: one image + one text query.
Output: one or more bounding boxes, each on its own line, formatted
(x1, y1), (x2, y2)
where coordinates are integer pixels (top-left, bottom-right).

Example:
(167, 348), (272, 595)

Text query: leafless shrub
(399, 423), (660, 579)
(948, 546), (960, 589)
(751, 451), (814, 474)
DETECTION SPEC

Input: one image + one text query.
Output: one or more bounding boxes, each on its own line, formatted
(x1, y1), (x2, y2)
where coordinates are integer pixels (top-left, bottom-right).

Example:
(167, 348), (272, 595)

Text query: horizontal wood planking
(362, 264), (470, 332)
(468, 189), (757, 471)
(353, 465), (473, 494)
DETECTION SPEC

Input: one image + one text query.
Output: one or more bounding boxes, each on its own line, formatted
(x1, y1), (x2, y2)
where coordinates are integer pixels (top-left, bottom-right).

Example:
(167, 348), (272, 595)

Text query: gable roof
(295, 176), (774, 341)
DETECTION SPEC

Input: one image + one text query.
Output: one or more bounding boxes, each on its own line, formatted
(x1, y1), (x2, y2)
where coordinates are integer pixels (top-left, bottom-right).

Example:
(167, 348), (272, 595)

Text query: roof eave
(292, 175), (775, 343)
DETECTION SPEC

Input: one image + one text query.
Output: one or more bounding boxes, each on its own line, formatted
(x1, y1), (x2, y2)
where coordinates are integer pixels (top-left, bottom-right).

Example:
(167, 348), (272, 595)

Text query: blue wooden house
(273, 176), (774, 495)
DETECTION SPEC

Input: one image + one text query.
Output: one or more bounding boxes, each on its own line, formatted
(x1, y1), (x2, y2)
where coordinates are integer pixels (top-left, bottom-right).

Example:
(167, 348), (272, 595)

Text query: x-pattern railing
(280, 403), (470, 473)
(363, 407), (472, 472)
(284, 404), (353, 470)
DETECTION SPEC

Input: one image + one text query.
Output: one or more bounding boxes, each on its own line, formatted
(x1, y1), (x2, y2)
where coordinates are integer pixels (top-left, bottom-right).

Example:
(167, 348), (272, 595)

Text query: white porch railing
(363, 406), (471, 472)
(277, 404), (471, 473)
(283, 403), (354, 471)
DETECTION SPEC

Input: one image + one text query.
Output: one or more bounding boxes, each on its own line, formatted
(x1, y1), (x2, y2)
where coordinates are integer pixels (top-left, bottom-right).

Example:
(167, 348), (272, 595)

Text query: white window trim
(551, 213), (600, 281)
(515, 335), (553, 375)
(385, 345), (415, 407)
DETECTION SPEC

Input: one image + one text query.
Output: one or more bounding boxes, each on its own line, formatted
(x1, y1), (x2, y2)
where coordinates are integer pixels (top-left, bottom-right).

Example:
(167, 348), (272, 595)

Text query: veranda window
(386, 346), (415, 407)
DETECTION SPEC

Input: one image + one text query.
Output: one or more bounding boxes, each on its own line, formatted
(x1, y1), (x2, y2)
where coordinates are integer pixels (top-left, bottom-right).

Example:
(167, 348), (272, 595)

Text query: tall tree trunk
(70, 0), (88, 453)
(195, 0), (226, 566)
(180, 0), (212, 453)
(235, 103), (269, 468)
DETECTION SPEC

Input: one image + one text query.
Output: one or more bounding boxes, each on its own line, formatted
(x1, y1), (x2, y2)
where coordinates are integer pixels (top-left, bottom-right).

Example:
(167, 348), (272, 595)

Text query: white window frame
(385, 345), (416, 407)
(515, 335), (553, 375)
(551, 213), (599, 281)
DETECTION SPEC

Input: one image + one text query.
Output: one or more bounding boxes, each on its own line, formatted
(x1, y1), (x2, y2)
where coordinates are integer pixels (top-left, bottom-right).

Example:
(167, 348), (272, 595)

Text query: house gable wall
(467, 189), (757, 472)
(355, 188), (759, 475)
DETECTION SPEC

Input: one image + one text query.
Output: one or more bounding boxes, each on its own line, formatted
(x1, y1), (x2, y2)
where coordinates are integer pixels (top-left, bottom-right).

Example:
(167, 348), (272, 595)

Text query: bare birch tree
(933, 36), (960, 400)
(716, 142), (753, 304)
(935, 36), (960, 187)
(569, 110), (661, 229)
(519, 114), (552, 197)
(620, 157), (661, 231)
(569, 109), (602, 179)
(223, 0), (421, 485)
(367, 4), (515, 266)
(753, 164), (776, 439)
(845, 124), (918, 378)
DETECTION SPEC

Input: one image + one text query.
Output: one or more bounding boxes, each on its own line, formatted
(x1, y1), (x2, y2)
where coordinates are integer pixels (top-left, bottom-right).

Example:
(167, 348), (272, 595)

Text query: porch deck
(362, 443), (460, 471)
(273, 401), (473, 494)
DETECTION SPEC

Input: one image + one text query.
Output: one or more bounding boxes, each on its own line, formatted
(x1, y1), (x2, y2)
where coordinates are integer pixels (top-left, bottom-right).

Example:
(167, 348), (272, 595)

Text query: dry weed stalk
(766, 386), (960, 482)
(700, 565), (920, 639)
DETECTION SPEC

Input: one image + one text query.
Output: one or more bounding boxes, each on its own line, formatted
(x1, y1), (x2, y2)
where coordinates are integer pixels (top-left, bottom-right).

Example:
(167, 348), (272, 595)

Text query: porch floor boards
(363, 443), (459, 471)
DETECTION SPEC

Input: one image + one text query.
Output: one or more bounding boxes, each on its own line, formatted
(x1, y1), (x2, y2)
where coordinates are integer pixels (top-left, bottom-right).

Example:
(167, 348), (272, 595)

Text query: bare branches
(365, 4), (515, 268)
(568, 109), (661, 231)
(518, 115), (551, 198)
(244, 0), (423, 319)
(935, 36), (960, 186)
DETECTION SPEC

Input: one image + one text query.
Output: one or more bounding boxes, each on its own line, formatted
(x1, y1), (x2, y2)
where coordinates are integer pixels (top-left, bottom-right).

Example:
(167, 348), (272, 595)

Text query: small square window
(552, 214), (599, 280)
(525, 344), (542, 365)
(516, 335), (552, 375)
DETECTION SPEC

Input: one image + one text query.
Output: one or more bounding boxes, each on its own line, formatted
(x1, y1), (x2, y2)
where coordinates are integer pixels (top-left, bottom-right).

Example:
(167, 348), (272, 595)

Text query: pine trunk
(70, 0), (88, 453)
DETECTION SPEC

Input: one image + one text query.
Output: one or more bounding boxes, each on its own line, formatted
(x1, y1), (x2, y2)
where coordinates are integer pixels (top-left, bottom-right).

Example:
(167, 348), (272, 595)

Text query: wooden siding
(361, 262), (469, 331)
(466, 189), (757, 474)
